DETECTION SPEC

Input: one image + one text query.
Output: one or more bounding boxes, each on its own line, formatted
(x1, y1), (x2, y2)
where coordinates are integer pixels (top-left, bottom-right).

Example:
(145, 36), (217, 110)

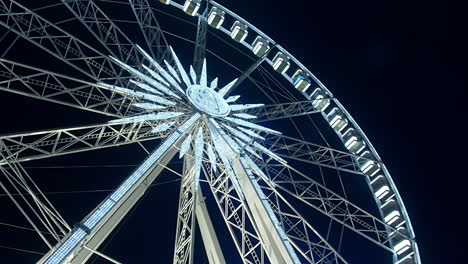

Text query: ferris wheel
(0, 0), (421, 263)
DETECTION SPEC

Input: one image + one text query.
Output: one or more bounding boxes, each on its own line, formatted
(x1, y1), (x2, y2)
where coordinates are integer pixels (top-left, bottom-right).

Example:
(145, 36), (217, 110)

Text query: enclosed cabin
(310, 88), (330, 112)
(358, 150), (381, 177)
(231, 21), (248, 43)
(389, 227), (412, 257)
(252, 36), (270, 57)
(292, 69), (311, 93)
(342, 128), (366, 154)
(326, 107), (348, 132)
(183, 0), (201, 16)
(160, 0), (171, 4)
(272, 52), (290, 74)
(381, 199), (406, 228)
(208, 7), (225, 29)
(370, 175), (393, 202)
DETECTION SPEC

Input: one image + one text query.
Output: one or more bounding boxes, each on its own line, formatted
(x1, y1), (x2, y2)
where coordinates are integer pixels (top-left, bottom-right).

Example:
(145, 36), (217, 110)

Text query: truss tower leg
(37, 114), (201, 264)
(196, 190), (226, 264)
(208, 121), (301, 264)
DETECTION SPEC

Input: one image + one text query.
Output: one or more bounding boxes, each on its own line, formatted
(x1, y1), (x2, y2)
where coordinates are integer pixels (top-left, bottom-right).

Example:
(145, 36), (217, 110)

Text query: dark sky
(0, 0), (463, 263)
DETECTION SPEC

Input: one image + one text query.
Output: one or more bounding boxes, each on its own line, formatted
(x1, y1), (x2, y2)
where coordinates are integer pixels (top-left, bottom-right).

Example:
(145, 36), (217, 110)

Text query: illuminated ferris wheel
(0, 0), (420, 263)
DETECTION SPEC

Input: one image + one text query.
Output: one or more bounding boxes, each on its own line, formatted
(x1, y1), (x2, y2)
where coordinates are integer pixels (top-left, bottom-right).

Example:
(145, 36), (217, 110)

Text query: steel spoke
(257, 157), (413, 253)
(0, 59), (138, 117)
(244, 101), (320, 123)
(0, 118), (184, 165)
(129, 0), (171, 63)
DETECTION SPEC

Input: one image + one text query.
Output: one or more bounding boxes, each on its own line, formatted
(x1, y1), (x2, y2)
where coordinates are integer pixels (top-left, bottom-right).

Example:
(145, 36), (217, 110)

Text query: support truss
(258, 175), (347, 264)
(193, 6), (209, 74)
(129, 0), (171, 63)
(195, 189), (226, 264)
(0, 119), (183, 165)
(226, 53), (271, 97)
(0, 141), (70, 249)
(203, 162), (266, 264)
(173, 151), (198, 264)
(263, 134), (380, 175)
(246, 101), (320, 123)
(0, 59), (138, 117)
(61, 0), (144, 67)
(259, 158), (413, 252)
(0, 0), (127, 84)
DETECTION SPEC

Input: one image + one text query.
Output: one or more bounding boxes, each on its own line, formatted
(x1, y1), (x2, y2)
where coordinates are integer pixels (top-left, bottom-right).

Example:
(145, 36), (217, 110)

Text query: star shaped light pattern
(97, 45), (286, 193)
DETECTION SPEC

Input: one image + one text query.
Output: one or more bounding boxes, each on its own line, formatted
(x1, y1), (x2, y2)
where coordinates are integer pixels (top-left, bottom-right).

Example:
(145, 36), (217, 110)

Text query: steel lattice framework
(0, 1), (420, 264)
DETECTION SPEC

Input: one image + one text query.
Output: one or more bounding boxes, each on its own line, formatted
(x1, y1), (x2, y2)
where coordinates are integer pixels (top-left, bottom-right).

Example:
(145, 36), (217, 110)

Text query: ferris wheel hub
(186, 84), (231, 117)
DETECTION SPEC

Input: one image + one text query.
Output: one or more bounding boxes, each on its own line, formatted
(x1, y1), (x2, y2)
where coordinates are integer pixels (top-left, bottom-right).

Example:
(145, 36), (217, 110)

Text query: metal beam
(0, 119), (182, 165)
(0, 59), (139, 117)
(208, 121), (300, 264)
(193, 5), (209, 74)
(173, 151), (198, 264)
(0, 0), (127, 84)
(224, 54), (269, 98)
(37, 114), (200, 264)
(129, 0), (171, 63)
(203, 161), (265, 264)
(196, 189), (226, 264)
(245, 101), (319, 123)
(258, 174), (348, 264)
(259, 159), (413, 253)
(263, 134), (380, 176)
(61, 0), (144, 67)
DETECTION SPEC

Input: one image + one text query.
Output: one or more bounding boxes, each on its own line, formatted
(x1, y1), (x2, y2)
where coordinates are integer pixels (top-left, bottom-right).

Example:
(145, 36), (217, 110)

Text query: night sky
(0, 0), (462, 263)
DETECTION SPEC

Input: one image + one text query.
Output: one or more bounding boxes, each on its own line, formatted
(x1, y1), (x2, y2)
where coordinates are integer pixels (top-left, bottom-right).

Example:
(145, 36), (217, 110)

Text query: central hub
(186, 84), (230, 117)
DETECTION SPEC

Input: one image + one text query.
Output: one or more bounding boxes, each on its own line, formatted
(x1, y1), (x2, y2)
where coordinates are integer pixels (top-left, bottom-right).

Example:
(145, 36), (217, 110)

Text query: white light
(345, 136), (358, 148)
(207, 143), (218, 171)
(384, 210), (401, 225)
(183, 1), (200, 16)
(375, 186), (390, 200)
(230, 104), (264, 111)
(133, 103), (165, 110)
(208, 13), (224, 29)
(231, 26), (240, 39)
(218, 78), (238, 96)
(273, 58), (283, 70)
(225, 117), (281, 135)
(394, 239), (411, 255)
(233, 113), (257, 119)
(152, 122), (175, 133)
(179, 134), (192, 158)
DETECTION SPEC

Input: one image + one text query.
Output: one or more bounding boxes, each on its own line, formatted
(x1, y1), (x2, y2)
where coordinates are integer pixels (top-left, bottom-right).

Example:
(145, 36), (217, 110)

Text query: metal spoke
(0, 0), (127, 85)
(224, 51), (271, 97)
(173, 151), (199, 264)
(0, 59), (138, 117)
(244, 101), (321, 123)
(195, 188), (226, 264)
(0, 118), (184, 165)
(257, 157), (413, 253)
(61, 0), (144, 67)
(129, 0), (171, 63)
(262, 185), (348, 264)
(203, 161), (266, 264)
(0, 141), (70, 249)
(263, 133), (379, 176)
(193, 4), (209, 74)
